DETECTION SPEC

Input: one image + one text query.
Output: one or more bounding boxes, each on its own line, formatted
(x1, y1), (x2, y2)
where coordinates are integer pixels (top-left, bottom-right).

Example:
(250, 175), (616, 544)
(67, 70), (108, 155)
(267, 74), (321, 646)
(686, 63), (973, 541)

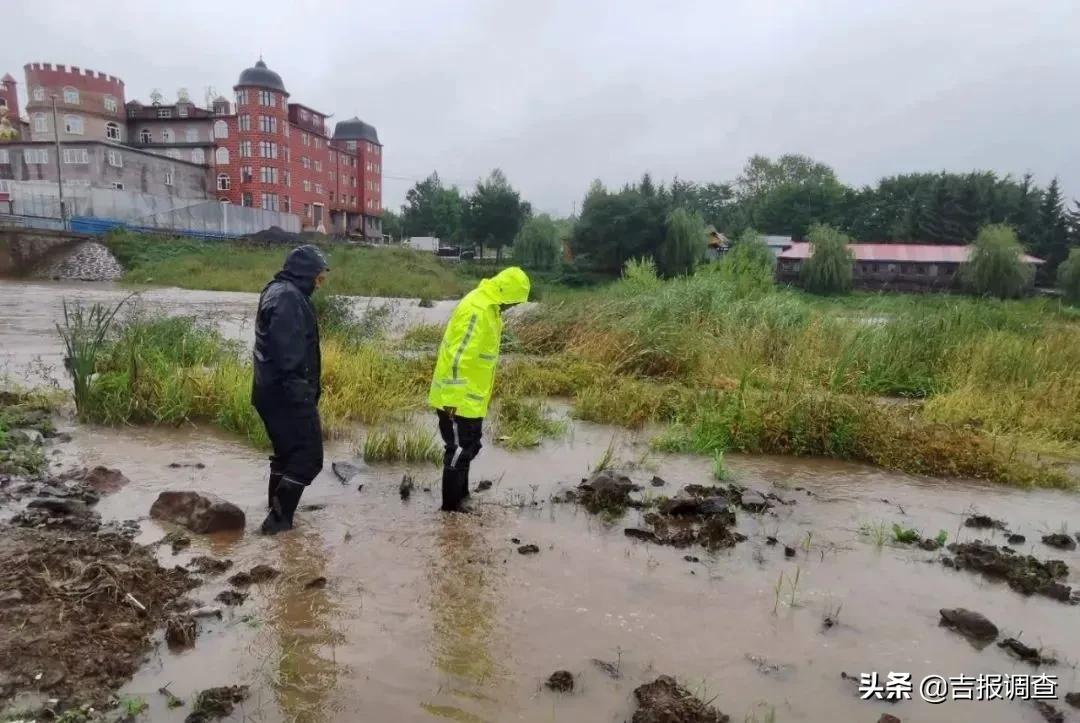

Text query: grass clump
(493, 398), (567, 449)
(359, 426), (441, 464)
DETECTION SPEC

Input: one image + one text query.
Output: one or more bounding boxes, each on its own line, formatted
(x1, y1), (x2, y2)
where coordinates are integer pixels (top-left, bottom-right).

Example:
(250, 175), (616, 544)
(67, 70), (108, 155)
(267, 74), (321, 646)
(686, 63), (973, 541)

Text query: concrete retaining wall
(0, 227), (87, 276)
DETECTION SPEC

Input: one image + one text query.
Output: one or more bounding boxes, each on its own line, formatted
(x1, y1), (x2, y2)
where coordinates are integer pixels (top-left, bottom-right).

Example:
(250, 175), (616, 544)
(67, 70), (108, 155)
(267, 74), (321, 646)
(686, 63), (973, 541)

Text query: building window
(62, 86), (79, 104)
(284, 170), (291, 187)
(62, 148), (89, 164)
(259, 141), (278, 159)
(242, 192), (253, 207)
(33, 86), (45, 102)
(213, 120), (228, 139)
(301, 156), (310, 169)
(300, 109), (309, 121)
(105, 122), (121, 141)
(178, 104), (189, 118)
(304, 203), (311, 219)
(260, 166), (278, 184)
(162, 128), (174, 143)
(0, 149), (8, 164)
(166, 149), (182, 160)
(157, 107), (172, 118)
(258, 115), (277, 133)
(215, 147), (230, 165)
(104, 95), (118, 113)
(302, 133), (310, 147)
(330, 171), (335, 181)
(347, 141), (356, 152)
(314, 183), (323, 194)
(235, 89), (248, 105)
(60, 114), (83, 134)
(261, 192), (279, 211)
(185, 128), (198, 142)
(241, 166), (253, 183)
(107, 150), (123, 167)
(238, 114), (251, 131)
(111, 182), (124, 190)
(140, 128), (152, 143)
(314, 160), (322, 172)
(239, 141), (252, 157)
(23, 149), (48, 164)
(283, 196), (290, 213)
(216, 173), (231, 191)
(32, 114), (48, 133)
(259, 90), (274, 106)
(314, 137), (321, 150)
(303, 180), (311, 192)
(164, 169), (174, 186)
(191, 148), (205, 164)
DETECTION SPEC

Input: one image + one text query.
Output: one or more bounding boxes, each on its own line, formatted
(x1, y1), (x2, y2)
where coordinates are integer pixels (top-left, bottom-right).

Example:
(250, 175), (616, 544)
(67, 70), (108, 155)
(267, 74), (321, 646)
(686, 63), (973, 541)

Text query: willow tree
(961, 224), (1033, 299)
(656, 208), (706, 277)
(800, 223), (853, 295)
(513, 214), (562, 270)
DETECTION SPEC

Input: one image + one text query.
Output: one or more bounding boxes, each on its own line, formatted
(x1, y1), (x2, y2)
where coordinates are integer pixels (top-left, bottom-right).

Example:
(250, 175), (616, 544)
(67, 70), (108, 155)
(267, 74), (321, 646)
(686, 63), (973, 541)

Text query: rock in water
(331, 460), (363, 483)
(964, 514), (1008, 530)
(1041, 533), (1076, 551)
(998, 637), (1057, 666)
(939, 608), (999, 643)
(517, 544), (540, 555)
(60, 466), (130, 493)
(878, 715), (902, 723)
(1007, 533), (1026, 545)
(739, 491), (770, 513)
(1064, 692), (1080, 709)
(399, 474), (414, 500)
(545, 670), (574, 692)
(149, 491), (245, 533)
(186, 685), (249, 723)
(632, 675), (729, 723)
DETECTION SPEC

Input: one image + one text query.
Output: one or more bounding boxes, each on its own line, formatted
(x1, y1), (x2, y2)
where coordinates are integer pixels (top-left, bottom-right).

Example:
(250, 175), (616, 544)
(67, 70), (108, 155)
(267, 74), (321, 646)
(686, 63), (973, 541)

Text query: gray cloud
(8, 0), (1078, 213)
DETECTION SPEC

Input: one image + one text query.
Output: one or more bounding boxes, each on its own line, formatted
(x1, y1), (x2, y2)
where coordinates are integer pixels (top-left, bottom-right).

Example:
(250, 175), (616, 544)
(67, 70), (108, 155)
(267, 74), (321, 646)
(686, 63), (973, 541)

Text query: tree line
(385, 155), (1080, 286)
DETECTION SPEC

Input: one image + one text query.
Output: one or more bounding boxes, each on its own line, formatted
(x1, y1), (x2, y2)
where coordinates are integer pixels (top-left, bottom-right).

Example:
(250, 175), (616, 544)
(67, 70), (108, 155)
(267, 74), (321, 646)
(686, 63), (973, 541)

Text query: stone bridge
(0, 227), (88, 276)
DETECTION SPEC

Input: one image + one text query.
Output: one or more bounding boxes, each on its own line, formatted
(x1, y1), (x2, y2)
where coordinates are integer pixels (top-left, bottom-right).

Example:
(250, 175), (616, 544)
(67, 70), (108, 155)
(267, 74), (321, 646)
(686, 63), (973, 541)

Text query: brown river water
(4, 280), (1080, 722)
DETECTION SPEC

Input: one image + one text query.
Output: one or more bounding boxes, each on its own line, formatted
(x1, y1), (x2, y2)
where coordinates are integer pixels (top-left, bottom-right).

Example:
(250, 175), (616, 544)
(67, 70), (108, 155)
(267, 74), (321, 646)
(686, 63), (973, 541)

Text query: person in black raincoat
(252, 244), (329, 534)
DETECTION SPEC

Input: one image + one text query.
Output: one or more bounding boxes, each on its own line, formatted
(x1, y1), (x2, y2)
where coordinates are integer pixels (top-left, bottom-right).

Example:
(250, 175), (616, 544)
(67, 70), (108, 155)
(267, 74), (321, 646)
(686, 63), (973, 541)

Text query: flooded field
(2, 279), (1079, 722)
(8, 416), (1074, 723)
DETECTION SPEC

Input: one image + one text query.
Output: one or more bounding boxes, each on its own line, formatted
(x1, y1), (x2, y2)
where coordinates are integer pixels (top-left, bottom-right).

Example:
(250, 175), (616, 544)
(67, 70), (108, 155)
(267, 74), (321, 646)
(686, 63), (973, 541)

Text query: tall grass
(55, 296), (131, 416)
(493, 397), (567, 449)
(360, 426), (441, 464)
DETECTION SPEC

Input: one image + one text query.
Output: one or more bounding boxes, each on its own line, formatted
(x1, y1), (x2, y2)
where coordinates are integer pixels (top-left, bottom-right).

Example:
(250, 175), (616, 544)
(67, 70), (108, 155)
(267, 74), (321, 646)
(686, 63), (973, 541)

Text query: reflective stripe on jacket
(428, 266), (530, 418)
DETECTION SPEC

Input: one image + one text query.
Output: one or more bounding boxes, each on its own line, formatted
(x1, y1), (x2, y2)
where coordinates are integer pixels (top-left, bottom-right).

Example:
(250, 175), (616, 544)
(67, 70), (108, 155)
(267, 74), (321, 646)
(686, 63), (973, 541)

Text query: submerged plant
(858, 521), (889, 548)
(891, 523), (921, 544)
(360, 427), (441, 465)
(712, 450), (730, 481)
(494, 397), (567, 449)
(935, 529), (948, 546)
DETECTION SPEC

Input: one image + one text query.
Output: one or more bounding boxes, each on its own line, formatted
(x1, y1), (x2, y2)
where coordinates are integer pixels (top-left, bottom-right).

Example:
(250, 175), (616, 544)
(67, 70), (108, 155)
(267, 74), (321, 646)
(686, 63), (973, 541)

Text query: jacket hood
(476, 266), (530, 305)
(277, 245), (329, 296)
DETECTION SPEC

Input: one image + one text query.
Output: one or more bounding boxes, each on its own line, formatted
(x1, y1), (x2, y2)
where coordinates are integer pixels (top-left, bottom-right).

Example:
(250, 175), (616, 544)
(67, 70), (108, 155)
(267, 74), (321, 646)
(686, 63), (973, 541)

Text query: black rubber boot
(458, 463), (471, 501)
(441, 465), (462, 512)
(261, 477), (305, 535)
(267, 472), (283, 510)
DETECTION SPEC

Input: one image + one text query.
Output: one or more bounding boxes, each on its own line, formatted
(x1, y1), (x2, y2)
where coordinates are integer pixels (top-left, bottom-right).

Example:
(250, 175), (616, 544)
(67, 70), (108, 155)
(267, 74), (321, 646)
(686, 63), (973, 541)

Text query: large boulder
(150, 491), (245, 533)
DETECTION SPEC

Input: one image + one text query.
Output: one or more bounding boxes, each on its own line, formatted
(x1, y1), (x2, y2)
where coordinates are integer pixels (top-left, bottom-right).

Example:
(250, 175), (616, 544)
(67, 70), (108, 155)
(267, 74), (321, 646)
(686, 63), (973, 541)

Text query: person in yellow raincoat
(428, 267), (531, 511)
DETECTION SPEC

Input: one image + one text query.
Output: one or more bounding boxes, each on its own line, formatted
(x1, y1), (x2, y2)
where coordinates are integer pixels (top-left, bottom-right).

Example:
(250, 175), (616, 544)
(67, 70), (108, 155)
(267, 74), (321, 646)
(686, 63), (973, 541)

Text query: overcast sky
(8, 0), (1079, 214)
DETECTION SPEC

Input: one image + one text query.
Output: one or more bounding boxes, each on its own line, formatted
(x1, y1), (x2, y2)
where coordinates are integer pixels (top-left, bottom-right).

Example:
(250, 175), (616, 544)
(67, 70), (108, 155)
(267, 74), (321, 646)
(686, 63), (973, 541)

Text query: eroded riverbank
(3, 414), (1079, 722)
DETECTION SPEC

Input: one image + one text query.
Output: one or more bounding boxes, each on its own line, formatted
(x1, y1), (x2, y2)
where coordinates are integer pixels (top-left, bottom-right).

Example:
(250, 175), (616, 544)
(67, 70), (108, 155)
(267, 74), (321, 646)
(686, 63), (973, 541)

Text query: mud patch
(944, 541), (1075, 603)
(185, 684), (250, 722)
(189, 556), (233, 575)
(0, 524), (195, 709)
(964, 514), (1008, 530)
(165, 614), (197, 649)
(227, 564), (280, 587)
(1041, 533), (1076, 551)
(214, 590), (247, 606)
(632, 674), (729, 723)
(574, 469), (641, 514)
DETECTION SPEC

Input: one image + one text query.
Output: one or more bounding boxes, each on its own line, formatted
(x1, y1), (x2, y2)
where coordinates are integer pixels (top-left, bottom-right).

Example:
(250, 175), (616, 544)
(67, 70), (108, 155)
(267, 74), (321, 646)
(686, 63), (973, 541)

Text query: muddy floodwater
(4, 279), (1080, 722)
(0, 279), (457, 385)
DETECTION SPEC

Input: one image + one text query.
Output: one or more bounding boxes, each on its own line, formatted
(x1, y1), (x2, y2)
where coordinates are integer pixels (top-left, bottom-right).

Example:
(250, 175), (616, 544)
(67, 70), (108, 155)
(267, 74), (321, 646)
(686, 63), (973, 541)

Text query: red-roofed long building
(777, 242), (1044, 291)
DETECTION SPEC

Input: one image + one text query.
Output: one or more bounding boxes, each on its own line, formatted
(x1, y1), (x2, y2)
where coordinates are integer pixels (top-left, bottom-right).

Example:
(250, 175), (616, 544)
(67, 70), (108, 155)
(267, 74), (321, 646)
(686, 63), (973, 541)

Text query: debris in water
(304, 576), (328, 590)
(591, 658), (622, 679)
(299, 503), (325, 511)
(191, 606), (223, 619)
(168, 461), (206, 470)
(944, 541), (1074, 603)
(165, 615), (197, 649)
(545, 670), (574, 692)
(765, 536), (778, 546)
(1007, 533), (1027, 545)
(684, 555), (700, 563)
(518, 544), (540, 555)
(400, 474), (414, 500)
(188, 556), (233, 575)
(919, 538), (941, 551)
(214, 590), (247, 607)
(162, 530), (192, 554)
(625, 528), (659, 543)
(745, 653), (795, 680)
(185, 685), (249, 723)
(1035, 701), (1065, 723)
(998, 637), (1057, 666)
(964, 514), (1008, 530)
(228, 564), (279, 587)
(632, 674), (729, 722)
(159, 685), (184, 708)
(938, 608), (999, 644)
(332, 460), (363, 483)
(476, 480), (493, 492)
(1041, 533), (1076, 551)
(576, 469), (640, 514)
(784, 546), (796, 558)
(650, 476), (666, 487)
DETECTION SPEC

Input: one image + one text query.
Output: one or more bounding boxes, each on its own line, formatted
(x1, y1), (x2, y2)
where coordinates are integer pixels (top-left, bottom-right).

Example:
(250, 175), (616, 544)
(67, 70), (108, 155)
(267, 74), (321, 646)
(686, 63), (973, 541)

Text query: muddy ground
(1, 394), (1080, 721)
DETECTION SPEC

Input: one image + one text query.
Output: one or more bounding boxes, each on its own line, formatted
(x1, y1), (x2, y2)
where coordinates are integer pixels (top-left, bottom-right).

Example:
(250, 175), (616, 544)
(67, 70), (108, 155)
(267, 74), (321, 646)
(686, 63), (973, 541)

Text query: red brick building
(0, 59), (383, 238)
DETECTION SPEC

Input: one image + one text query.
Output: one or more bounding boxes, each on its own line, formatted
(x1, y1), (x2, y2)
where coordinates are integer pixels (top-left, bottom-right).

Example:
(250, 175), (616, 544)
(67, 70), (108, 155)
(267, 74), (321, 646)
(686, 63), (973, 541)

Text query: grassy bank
(104, 230), (473, 299)
(59, 259), (1080, 487)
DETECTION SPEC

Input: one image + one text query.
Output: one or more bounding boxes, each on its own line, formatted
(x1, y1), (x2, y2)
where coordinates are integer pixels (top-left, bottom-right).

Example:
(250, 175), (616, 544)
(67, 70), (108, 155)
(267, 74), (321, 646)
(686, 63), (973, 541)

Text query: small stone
(1064, 692), (1080, 709)
(919, 538), (941, 551)
(304, 576), (327, 590)
(740, 491), (770, 513)
(939, 608), (999, 643)
(784, 546), (796, 558)
(149, 490), (245, 533)
(545, 670), (574, 692)
(878, 715), (902, 723)
(475, 480), (493, 492)
(165, 615), (197, 648)
(215, 590), (247, 606)
(331, 460), (363, 483)
(683, 555), (700, 563)
(765, 536), (778, 546)
(1007, 533), (1026, 545)
(517, 544), (540, 555)
(650, 476), (666, 487)
(27, 497), (87, 516)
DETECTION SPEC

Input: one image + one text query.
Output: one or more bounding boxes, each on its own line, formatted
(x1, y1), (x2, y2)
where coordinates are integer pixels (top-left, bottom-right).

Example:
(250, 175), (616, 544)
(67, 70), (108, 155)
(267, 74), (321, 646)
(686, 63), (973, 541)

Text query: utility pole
(50, 95), (66, 230)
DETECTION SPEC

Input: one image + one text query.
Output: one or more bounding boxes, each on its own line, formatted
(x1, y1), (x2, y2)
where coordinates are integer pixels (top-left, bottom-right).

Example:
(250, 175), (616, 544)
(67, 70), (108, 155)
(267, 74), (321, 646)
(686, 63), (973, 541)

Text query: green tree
(715, 228), (775, 295)
(800, 223), (853, 295)
(960, 224), (1034, 299)
(400, 173), (465, 242)
(1036, 177), (1070, 271)
(735, 154), (837, 199)
(571, 180), (669, 273)
(513, 214), (562, 270)
(656, 208), (706, 277)
(380, 208), (403, 242)
(463, 169), (531, 259)
(1057, 247), (1080, 304)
